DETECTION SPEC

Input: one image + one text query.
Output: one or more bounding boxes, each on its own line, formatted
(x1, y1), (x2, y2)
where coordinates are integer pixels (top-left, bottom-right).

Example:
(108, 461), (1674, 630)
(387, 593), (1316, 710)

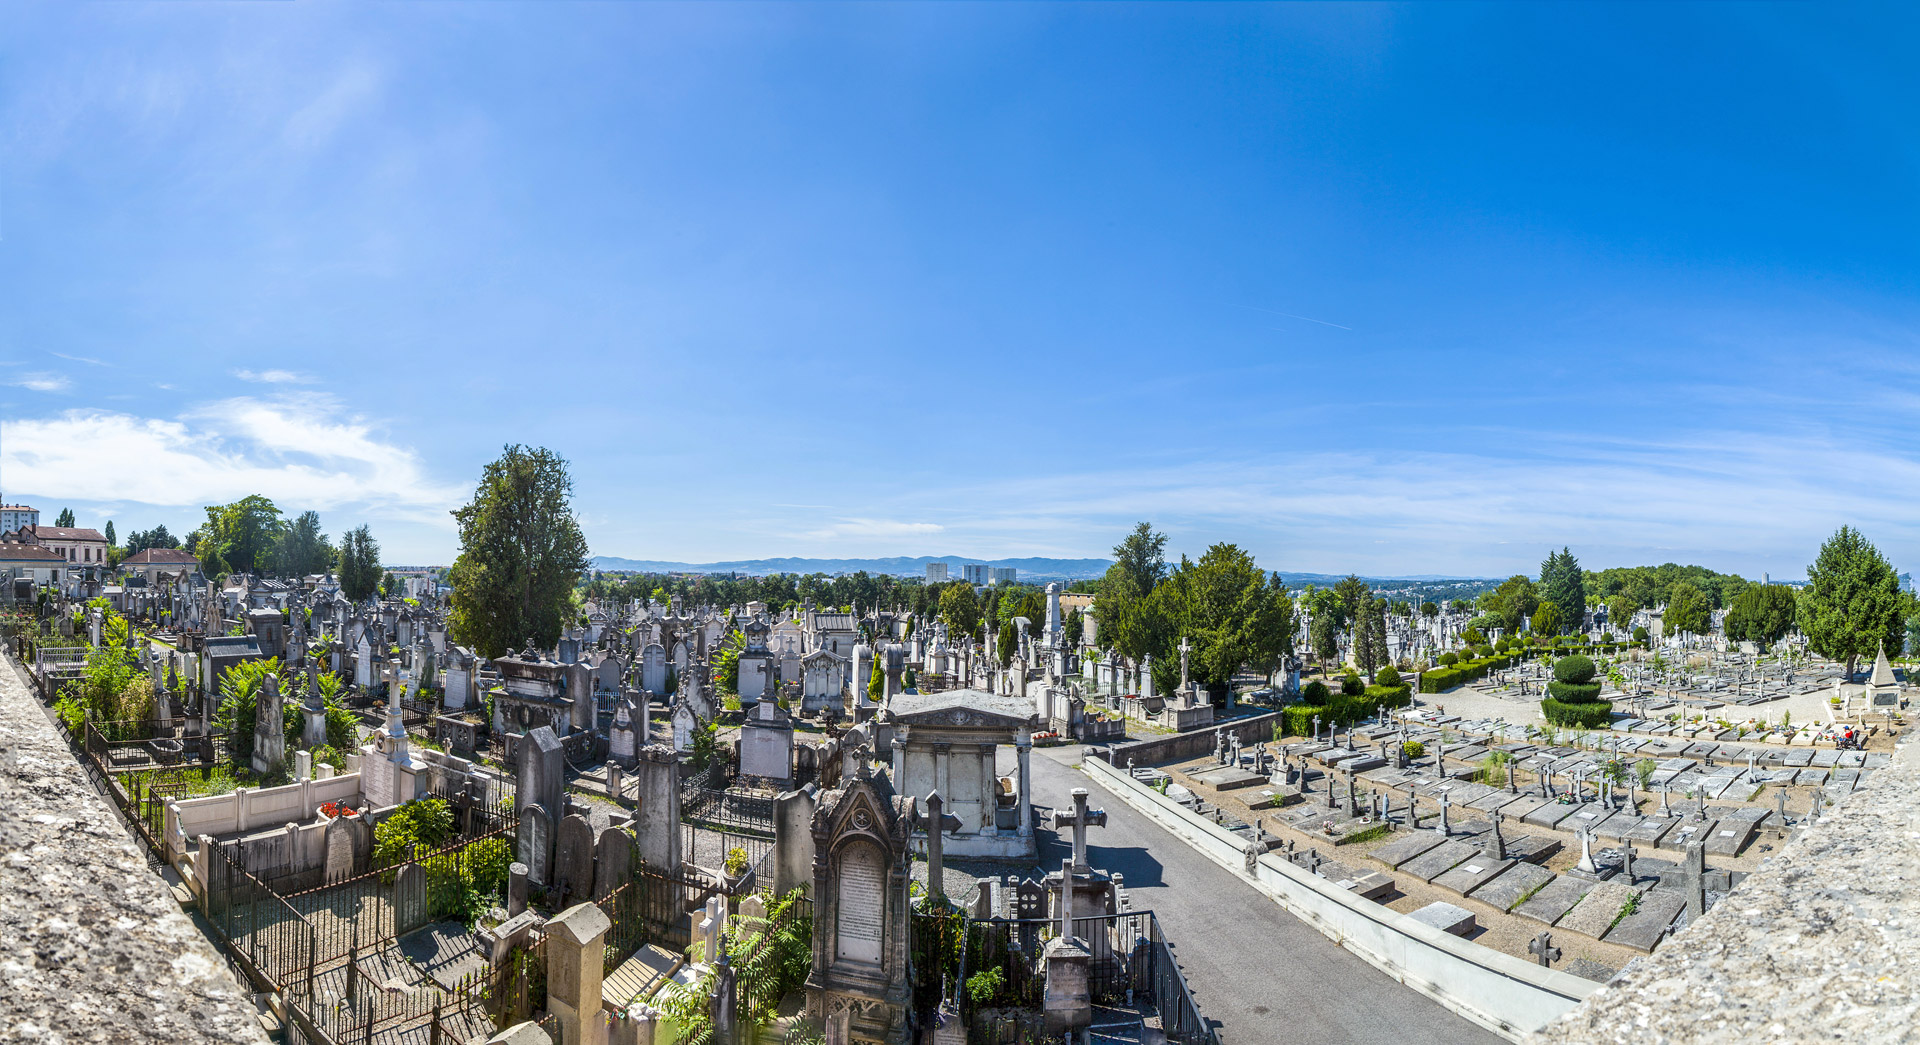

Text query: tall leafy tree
(1664, 581), (1711, 637)
(448, 445), (592, 658)
(273, 510), (333, 578)
(1538, 547), (1585, 633)
(937, 582), (982, 640)
(104, 520), (115, 546)
(1152, 544), (1294, 697)
(1093, 523), (1172, 664)
(1606, 594), (1636, 634)
(338, 525), (383, 603)
(1800, 526), (1905, 678)
(54, 507), (75, 528)
(1330, 575), (1370, 629)
(1530, 602), (1563, 637)
(1724, 583), (1798, 646)
(1484, 575), (1539, 635)
(200, 495), (282, 575)
(1063, 608), (1084, 647)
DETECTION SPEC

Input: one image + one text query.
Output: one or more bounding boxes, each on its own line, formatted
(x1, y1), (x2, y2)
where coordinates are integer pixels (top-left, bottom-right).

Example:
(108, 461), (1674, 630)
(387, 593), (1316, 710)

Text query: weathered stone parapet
(1531, 734), (1920, 1045)
(0, 653), (271, 1044)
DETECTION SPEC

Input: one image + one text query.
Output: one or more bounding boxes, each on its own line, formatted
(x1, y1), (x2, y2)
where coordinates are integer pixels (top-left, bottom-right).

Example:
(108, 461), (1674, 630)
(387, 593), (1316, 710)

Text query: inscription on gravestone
(836, 843), (886, 964)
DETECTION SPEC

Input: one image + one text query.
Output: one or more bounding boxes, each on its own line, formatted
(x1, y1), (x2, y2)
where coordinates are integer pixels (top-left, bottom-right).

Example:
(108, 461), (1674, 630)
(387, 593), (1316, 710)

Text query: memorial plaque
(835, 843), (886, 963)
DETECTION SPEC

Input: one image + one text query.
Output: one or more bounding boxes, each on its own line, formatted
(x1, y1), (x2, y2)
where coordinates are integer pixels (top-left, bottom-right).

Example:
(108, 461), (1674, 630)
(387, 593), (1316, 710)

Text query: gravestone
(394, 863), (430, 936)
(252, 674), (287, 778)
(517, 804), (554, 887)
(593, 826), (632, 900)
(805, 755), (911, 1043)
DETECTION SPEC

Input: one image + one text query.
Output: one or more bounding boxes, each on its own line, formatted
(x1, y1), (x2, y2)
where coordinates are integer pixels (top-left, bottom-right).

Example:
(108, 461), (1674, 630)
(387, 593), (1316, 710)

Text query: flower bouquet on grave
(320, 801), (359, 820)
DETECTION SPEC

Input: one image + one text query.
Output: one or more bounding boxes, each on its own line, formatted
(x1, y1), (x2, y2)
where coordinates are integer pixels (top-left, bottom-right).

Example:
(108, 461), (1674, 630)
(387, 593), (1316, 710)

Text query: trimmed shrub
(1541, 697), (1613, 729)
(1340, 673), (1365, 696)
(1438, 652), (1458, 667)
(1375, 666), (1402, 689)
(1301, 679), (1331, 703)
(1473, 644), (1494, 659)
(1548, 680), (1603, 702)
(1632, 626), (1649, 643)
(1554, 655), (1597, 685)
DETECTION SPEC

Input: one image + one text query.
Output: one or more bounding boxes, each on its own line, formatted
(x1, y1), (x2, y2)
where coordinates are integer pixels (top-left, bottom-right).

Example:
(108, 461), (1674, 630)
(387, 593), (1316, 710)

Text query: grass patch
(1516, 877), (1551, 906)
(1336, 822), (1392, 846)
(1607, 893), (1641, 932)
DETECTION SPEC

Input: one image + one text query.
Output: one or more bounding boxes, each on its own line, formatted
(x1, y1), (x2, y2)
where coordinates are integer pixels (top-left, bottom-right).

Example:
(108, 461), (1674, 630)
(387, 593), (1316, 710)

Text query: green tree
(1420, 601), (1439, 618)
(1606, 594), (1636, 634)
(938, 582), (982, 641)
(1724, 583), (1798, 646)
(380, 571), (398, 599)
(1093, 523), (1173, 665)
(1800, 526), (1905, 679)
(1152, 544), (1294, 696)
(1063, 608), (1084, 647)
(996, 621), (1017, 667)
(200, 495), (283, 576)
(338, 525), (383, 603)
(104, 520), (115, 546)
(448, 445), (592, 658)
(1539, 547), (1585, 633)
(1330, 575), (1370, 629)
(1483, 575), (1539, 635)
(273, 510), (333, 578)
(1664, 581), (1711, 637)
(55, 507), (75, 528)
(1531, 601), (1563, 636)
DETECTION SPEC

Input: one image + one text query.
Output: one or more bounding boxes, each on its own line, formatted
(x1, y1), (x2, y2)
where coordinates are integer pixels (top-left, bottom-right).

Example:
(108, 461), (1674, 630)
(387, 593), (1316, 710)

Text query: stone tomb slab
(1398, 839), (1482, 883)
(1467, 861), (1554, 911)
(1370, 831), (1447, 869)
(1657, 820), (1715, 852)
(1193, 767), (1268, 791)
(1513, 874), (1594, 926)
(1597, 815), (1645, 842)
(1431, 856), (1516, 897)
(1408, 901), (1477, 937)
(1494, 832), (1561, 864)
(1469, 790), (1525, 813)
(1704, 819), (1756, 856)
(1624, 817), (1678, 847)
(1492, 795), (1549, 821)
(1602, 890), (1686, 953)
(1556, 881), (1644, 940)
(1522, 802), (1587, 830)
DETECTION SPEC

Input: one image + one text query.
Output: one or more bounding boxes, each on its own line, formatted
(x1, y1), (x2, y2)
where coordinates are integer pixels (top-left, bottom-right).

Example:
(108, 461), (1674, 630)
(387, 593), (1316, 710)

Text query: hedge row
(1541, 697), (1614, 729)
(1280, 685), (1413, 736)
(1418, 653), (1518, 693)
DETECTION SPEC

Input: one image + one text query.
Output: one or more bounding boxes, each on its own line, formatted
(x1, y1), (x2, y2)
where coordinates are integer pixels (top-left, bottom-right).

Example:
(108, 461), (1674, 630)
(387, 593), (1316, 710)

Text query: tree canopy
(1538, 547), (1584, 634)
(338, 525), (383, 603)
(1482, 575), (1539, 635)
(1724, 583), (1798, 646)
(448, 445), (591, 658)
(1151, 543), (1294, 694)
(1093, 523), (1173, 665)
(1664, 581), (1711, 637)
(54, 508), (74, 528)
(196, 495), (282, 576)
(938, 582), (982, 641)
(1800, 526), (1905, 679)
(274, 510), (334, 577)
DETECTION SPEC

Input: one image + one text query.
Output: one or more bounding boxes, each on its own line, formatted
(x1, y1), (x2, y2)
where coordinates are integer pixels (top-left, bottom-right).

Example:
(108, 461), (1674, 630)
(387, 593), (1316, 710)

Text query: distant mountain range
(590, 554), (1500, 586)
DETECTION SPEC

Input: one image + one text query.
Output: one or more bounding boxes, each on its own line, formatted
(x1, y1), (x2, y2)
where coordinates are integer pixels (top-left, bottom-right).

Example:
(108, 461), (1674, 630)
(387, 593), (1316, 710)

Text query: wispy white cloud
(802, 518), (945, 541)
(9, 372), (71, 393)
(234, 368), (314, 384)
(51, 353), (109, 367)
(283, 62), (381, 154)
(2, 395), (466, 526)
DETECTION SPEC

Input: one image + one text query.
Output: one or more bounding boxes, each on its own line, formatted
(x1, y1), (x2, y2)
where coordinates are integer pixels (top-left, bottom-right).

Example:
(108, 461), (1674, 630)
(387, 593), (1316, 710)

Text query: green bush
(459, 837), (515, 897)
(1547, 680), (1603, 702)
(373, 798), (456, 868)
(1402, 740), (1425, 759)
(1473, 644), (1494, 659)
(1301, 679), (1331, 703)
(1541, 697), (1613, 729)
(1375, 666), (1402, 688)
(1632, 626), (1649, 643)
(1340, 672), (1365, 696)
(1553, 655), (1597, 685)
(1438, 652), (1458, 667)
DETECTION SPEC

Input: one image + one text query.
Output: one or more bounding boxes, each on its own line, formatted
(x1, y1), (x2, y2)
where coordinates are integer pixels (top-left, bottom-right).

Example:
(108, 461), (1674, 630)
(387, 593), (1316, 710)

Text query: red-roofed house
(123, 547), (201, 585)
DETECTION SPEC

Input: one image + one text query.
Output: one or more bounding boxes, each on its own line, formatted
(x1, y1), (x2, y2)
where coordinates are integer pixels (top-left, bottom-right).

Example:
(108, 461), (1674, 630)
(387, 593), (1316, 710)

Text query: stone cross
(1529, 931), (1561, 968)
(1684, 842), (1706, 919)
(1405, 782), (1419, 826)
(1659, 786), (1671, 817)
(1177, 635), (1193, 690)
(1775, 790), (1788, 836)
(696, 894), (726, 965)
(1621, 841), (1637, 882)
(1058, 856), (1077, 941)
(1312, 715), (1321, 741)
(1346, 772), (1358, 817)
(1437, 792), (1450, 837)
(915, 792), (964, 899)
(1053, 788), (1108, 874)
(1575, 826), (1598, 874)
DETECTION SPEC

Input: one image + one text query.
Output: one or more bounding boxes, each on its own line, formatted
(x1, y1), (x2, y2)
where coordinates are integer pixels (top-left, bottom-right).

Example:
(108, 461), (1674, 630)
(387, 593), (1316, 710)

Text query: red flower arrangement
(320, 801), (358, 819)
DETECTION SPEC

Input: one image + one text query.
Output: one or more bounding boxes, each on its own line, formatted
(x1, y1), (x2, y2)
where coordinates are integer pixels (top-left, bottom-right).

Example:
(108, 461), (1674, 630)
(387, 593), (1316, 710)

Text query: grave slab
(1601, 891), (1686, 954)
(1513, 874), (1594, 926)
(1704, 820), (1756, 856)
(1467, 861), (1554, 911)
(1408, 901), (1477, 937)
(1522, 802), (1587, 830)
(1193, 768), (1268, 791)
(1557, 881), (1644, 940)
(1431, 856), (1516, 897)
(1656, 820), (1714, 852)
(1399, 839), (1482, 883)
(1469, 790), (1525, 813)
(1369, 831), (1447, 869)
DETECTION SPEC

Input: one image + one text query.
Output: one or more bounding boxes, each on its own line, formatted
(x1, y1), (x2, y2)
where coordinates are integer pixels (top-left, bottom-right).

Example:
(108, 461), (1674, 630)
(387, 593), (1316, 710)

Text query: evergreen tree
(55, 508), (75, 528)
(1799, 526), (1905, 679)
(104, 521), (115, 546)
(338, 525), (383, 603)
(447, 445), (591, 658)
(1538, 547), (1585, 634)
(1664, 581), (1711, 637)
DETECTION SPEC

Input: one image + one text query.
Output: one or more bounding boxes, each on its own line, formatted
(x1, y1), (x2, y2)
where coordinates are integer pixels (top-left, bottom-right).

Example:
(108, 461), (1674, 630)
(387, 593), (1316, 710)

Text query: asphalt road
(1007, 745), (1504, 1045)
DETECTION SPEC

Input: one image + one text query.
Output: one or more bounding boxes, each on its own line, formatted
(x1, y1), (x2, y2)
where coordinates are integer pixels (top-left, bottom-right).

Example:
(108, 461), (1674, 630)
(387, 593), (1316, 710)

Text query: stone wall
(0, 652), (271, 1044)
(1099, 711), (1281, 767)
(1530, 734), (1920, 1044)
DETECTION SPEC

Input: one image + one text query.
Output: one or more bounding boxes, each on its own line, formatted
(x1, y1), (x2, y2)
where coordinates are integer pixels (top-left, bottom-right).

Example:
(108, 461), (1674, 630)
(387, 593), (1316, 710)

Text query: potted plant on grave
(723, 846), (755, 892)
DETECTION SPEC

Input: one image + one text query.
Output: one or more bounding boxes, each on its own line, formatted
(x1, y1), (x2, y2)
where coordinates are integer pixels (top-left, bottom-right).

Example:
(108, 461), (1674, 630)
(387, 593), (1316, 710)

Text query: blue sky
(3, 2), (1918, 578)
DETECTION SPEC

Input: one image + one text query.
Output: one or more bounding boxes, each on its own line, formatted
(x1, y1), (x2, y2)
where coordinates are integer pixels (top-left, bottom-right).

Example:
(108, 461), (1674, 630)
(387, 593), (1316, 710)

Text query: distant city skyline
(3, 4), (1918, 578)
